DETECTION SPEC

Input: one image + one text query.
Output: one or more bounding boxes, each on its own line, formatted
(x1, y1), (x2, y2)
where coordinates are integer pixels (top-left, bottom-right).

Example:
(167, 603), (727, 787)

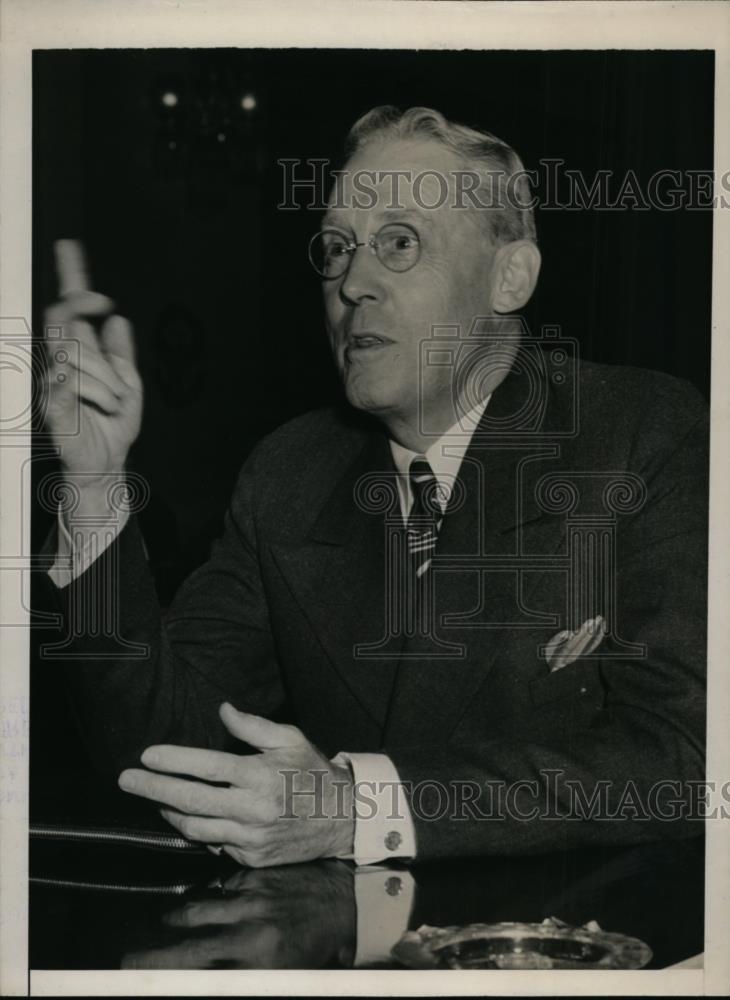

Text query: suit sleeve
(387, 382), (709, 859)
(37, 447), (286, 774)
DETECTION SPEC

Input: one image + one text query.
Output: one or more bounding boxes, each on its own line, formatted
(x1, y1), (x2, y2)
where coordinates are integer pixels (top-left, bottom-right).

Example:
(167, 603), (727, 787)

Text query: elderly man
(43, 106), (708, 869)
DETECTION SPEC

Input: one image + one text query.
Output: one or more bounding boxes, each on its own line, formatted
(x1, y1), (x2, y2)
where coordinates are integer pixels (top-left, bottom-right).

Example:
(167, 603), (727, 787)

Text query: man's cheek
(413, 267), (457, 312)
(322, 295), (344, 334)
(323, 328), (345, 366)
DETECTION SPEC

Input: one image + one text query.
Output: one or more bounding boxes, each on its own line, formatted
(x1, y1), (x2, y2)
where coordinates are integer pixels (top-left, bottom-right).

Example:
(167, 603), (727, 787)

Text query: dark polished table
(29, 781), (704, 970)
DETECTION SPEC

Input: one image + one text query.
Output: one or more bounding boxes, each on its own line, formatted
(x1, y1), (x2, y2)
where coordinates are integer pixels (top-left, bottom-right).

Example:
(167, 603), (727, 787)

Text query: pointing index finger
(54, 239), (90, 297)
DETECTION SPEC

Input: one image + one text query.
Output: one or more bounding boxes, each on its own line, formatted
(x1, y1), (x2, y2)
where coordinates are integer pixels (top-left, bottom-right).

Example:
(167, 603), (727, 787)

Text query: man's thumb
(219, 703), (306, 750)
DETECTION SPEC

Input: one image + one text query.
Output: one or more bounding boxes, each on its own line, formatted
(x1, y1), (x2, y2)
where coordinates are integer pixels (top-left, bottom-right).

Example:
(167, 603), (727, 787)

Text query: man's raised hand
(44, 240), (142, 505)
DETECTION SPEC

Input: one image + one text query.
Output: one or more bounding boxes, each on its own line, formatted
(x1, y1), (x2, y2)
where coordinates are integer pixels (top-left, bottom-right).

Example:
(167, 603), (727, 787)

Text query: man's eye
(377, 227), (421, 270)
(378, 227), (420, 252)
(323, 238), (349, 257)
(390, 235), (418, 251)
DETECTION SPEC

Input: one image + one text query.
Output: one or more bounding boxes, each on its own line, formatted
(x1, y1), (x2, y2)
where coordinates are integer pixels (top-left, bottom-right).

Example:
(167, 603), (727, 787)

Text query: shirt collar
(389, 396), (492, 518)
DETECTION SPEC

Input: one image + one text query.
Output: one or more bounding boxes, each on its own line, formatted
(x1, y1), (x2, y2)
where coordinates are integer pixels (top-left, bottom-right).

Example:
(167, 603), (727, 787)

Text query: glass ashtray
(392, 916), (652, 970)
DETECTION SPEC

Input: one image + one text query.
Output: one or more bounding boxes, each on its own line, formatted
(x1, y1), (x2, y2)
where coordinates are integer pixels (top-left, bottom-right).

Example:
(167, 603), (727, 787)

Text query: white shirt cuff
(332, 751), (417, 865)
(352, 866), (415, 967)
(47, 508), (129, 588)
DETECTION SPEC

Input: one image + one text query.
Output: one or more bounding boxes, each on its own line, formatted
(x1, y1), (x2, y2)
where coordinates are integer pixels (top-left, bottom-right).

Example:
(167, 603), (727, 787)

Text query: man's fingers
(43, 310), (102, 369)
(219, 703), (307, 751)
(140, 743), (277, 796)
(46, 242), (134, 385)
(118, 768), (231, 816)
(44, 291), (115, 328)
(100, 313), (137, 368)
(158, 807), (246, 848)
(62, 320), (129, 395)
(47, 359), (122, 416)
(101, 315), (143, 393)
(76, 368), (125, 415)
(72, 348), (127, 401)
(45, 315), (138, 401)
(45, 331), (129, 421)
(165, 896), (264, 929)
(122, 938), (227, 970)
(141, 744), (243, 785)
(55, 238), (90, 296)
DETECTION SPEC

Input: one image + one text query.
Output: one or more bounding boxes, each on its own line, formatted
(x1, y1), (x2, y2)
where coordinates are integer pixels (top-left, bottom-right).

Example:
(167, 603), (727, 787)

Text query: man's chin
(343, 376), (395, 416)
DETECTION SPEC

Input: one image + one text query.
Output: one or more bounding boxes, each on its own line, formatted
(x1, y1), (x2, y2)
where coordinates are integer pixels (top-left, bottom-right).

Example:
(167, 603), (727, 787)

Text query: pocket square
(545, 616), (605, 673)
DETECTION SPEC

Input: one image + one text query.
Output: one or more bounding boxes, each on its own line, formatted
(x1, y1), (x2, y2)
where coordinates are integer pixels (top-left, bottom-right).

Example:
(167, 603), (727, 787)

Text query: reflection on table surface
(30, 833), (703, 970)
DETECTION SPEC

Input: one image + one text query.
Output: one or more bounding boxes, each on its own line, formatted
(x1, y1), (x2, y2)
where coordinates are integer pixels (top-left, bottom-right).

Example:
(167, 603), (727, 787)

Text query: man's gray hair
(345, 105), (537, 246)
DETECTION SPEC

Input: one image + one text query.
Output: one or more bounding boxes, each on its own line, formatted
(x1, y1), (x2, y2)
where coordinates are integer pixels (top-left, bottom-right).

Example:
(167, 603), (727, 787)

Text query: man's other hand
(118, 703), (356, 867)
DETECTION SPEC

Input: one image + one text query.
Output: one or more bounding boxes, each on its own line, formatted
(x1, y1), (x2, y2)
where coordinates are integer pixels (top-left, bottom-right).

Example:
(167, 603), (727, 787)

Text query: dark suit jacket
(47, 358), (709, 860)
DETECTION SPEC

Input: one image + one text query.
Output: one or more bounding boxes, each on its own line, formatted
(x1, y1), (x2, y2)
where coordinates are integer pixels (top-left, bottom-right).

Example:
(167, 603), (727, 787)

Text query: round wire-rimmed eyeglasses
(308, 223), (421, 279)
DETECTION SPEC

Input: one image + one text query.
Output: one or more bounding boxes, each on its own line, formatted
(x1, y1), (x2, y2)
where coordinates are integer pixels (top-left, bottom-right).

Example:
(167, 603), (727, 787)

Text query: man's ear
(491, 240), (542, 314)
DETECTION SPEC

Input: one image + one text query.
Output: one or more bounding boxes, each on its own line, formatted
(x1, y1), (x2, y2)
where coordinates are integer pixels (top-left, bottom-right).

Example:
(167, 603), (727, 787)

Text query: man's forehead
(343, 134), (462, 173)
(325, 136), (467, 225)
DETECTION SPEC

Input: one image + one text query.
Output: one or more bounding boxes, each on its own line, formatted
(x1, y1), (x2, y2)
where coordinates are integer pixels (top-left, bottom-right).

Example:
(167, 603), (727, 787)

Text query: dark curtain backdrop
(31, 47), (714, 801)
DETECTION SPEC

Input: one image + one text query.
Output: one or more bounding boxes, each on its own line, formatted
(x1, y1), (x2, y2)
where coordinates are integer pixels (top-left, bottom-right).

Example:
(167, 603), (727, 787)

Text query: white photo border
(1, 0), (728, 995)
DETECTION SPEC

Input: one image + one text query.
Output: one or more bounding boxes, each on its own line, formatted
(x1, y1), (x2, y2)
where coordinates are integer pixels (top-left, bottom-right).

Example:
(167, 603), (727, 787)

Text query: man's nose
(339, 244), (383, 305)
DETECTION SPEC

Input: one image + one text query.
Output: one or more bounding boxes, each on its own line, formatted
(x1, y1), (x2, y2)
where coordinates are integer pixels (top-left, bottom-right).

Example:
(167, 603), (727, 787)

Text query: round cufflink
(385, 830), (403, 851)
(385, 876), (403, 896)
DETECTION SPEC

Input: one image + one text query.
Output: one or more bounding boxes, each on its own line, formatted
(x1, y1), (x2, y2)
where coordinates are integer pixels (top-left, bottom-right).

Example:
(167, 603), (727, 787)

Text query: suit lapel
(270, 429), (407, 731)
(383, 366), (575, 746)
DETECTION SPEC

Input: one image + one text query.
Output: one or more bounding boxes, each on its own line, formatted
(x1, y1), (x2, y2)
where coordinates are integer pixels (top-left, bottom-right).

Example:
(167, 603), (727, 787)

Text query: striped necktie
(406, 457), (444, 579)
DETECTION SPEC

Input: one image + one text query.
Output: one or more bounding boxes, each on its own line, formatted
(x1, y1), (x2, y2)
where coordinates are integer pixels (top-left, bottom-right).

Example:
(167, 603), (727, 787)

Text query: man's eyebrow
(379, 208), (434, 226)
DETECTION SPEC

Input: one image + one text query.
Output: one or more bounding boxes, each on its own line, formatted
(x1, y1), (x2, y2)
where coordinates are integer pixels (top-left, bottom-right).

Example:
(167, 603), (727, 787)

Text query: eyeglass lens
(308, 223), (421, 277)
